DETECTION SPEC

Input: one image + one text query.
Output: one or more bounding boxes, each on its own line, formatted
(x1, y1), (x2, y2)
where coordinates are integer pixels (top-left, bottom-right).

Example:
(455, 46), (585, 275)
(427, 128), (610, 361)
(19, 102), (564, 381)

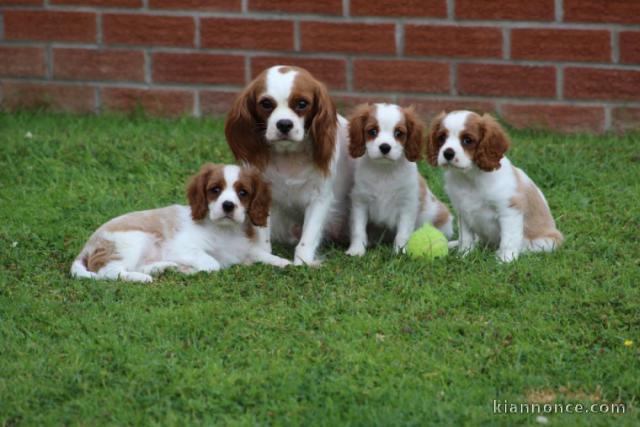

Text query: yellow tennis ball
(406, 224), (448, 260)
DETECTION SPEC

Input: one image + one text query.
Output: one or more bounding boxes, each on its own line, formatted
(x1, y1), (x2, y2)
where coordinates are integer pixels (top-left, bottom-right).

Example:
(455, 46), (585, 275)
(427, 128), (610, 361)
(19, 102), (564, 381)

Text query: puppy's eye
(437, 134), (446, 145)
(368, 128), (378, 137)
(208, 186), (221, 194)
(394, 129), (404, 139)
(462, 136), (474, 145)
(259, 99), (273, 110)
(296, 100), (308, 110)
(238, 189), (249, 197)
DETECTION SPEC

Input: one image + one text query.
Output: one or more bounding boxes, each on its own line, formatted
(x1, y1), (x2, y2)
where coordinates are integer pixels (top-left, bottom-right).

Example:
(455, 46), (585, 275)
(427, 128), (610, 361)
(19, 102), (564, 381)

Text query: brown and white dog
(346, 103), (453, 256)
(427, 111), (563, 262)
(71, 163), (290, 282)
(225, 65), (353, 266)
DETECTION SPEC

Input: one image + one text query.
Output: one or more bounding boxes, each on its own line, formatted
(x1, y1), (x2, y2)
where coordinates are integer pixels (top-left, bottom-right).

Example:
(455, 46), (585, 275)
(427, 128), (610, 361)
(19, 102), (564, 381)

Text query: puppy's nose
(443, 148), (455, 161)
(379, 143), (391, 154)
(276, 119), (294, 134)
(222, 201), (235, 213)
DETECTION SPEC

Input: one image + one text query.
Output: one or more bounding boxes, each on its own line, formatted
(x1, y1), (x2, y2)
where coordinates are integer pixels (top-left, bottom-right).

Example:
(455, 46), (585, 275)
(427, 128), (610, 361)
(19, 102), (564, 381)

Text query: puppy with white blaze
(225, 65), (354, 266)
(70, 163), (290, 282)
(346, 103), (453, 256)
(427, 111), (563, 262)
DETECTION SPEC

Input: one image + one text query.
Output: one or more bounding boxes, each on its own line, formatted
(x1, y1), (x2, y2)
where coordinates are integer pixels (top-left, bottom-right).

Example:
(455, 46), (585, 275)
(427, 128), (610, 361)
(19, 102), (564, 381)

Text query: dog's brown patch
(84, 237), (119, 273)
(510, 166), (563, 243)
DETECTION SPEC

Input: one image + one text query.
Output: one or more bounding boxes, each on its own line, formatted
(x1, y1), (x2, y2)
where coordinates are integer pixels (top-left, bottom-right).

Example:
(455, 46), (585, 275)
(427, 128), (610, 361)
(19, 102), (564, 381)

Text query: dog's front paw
(272, 257), (292, 268)
(497, 249), (519, 263)
(293, 255), (322, 267)
(346, 244), (366, 257)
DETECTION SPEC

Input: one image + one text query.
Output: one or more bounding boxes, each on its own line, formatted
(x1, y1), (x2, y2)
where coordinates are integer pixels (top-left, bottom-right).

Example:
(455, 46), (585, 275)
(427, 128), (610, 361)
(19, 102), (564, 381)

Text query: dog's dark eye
(394, 129), (404, 139)
(462, 136), (474, 146)
(208, 186), (221, 194)
(259, 99), (273, 110)
(368, 128), (378, 137)
(296, 100), (308, 110)
(238, 189), (248, 197)
(437, 134), (446, 145)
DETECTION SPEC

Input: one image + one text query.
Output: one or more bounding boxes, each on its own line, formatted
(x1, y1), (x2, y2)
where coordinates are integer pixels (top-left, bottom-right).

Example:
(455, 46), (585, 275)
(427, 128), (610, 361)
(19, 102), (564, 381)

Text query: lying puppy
(346, 103), (453, 256)
(427, 111), (563, 262)
(71, 163), (290, 282)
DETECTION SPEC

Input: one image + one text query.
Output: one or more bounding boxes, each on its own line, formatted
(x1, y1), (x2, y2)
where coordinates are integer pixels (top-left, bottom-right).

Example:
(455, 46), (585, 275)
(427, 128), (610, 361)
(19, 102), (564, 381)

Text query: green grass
(1, 110), (639, 426)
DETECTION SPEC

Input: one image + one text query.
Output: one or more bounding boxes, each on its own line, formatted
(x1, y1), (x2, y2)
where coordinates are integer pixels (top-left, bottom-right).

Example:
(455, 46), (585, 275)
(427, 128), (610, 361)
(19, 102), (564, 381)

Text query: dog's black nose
(276, 119), (294, 134)
(222, 201), (235, 213)
(443, 148), (455, 161)
(379, 143), (391, 154)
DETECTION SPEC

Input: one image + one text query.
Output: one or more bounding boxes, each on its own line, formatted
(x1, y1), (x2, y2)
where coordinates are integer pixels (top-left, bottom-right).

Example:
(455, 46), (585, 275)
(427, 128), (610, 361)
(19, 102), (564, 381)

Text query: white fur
(437, 111), (560, 262)
(346, 103), (453, 257)
(259, 66), (354, 266)
(71, 165), (290, 283)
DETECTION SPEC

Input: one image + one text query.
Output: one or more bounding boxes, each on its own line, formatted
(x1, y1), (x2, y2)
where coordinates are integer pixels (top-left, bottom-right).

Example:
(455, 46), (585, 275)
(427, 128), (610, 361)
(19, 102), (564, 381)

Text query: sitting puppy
(71, 163), (290, 282)
(346, 103), (453, 256)
(427, 111), (563, 262)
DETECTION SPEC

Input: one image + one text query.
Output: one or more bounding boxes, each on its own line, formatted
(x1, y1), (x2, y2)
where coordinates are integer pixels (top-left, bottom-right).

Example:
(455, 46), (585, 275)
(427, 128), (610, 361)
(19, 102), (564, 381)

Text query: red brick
(0, 46), (46, 78)
(351, 0), (446, 17)
(458, 64), (556, 98)
(620, 32), (640, 64)
(1, 82), (95, 113)
(104, 14), (194, 47)
(334, 94), (397, 114)
(251, 57), (347, 89)
(405, 25), (502, 58)
(396, 98), (497, 117)
(102, 88), (194, 116)
(564, 0), (640, 24)
(200, 90), (237, 115)
(511, 29), (611, 63)
(612, 107), (640, 133)
(51, 0), (141, 6)
(564, 68), (640, 101)
(501, 104), (605, 133)
(456, 0), (554, 21)
(353, 59), (450, 93)
(153, 53), (245, 85)
(0, 0), (42, 5)
(149, 0), (240, 11)
(4, 11), (96, 42)
(250, 0), (341, 15)
(201, 18), (294, 51)
(53, 49), (144, 82)
(301, 22), (395, 54)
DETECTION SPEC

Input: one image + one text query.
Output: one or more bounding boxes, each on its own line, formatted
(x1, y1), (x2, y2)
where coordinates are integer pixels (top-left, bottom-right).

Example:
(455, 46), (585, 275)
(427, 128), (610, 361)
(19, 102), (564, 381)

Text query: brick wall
(1, 0), (639, 133)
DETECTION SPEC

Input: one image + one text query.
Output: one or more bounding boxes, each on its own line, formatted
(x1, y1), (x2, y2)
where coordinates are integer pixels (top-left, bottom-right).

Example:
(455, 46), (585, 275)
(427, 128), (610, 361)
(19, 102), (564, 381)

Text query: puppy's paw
(121, 272), (154, 283)
(497, 249), (519, 263)
(346, 244), (366, 257)
(272, 257), (292, 268)
(293, 256), (322, 267)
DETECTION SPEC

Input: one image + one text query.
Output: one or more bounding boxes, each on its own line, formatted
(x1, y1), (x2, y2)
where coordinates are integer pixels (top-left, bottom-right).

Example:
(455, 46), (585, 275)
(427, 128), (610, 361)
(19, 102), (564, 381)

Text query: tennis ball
(406, 224), (448, 260)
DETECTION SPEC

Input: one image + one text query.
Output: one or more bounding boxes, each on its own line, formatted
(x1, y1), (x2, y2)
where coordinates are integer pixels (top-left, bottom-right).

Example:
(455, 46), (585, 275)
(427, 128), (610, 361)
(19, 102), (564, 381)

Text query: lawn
(1, 110), (638, 426)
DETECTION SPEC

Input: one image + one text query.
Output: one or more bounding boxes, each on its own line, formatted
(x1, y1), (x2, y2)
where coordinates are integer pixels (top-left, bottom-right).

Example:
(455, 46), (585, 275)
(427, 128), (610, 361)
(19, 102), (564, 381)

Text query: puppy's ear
(347, 103), (372, 159)
(475, 114), (510, 171)
(309, 79), (337, 176)
(225, 80), (270, 171)
(247, 168), (271, 227)
(402, 106), (425, 162)
(426, 111), (447, 166)
(187, 163), (216, 221)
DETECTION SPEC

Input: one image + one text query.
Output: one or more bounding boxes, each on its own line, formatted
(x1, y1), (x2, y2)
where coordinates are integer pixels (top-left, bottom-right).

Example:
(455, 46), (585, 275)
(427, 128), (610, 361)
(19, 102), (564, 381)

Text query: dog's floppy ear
(402, 106), (425, 162)
(225, 79), (270, 171)
(246, 167), (271, 227)
(348, 103), (372, 159)
(426, 111), (447, 166)
(309, 79), (337, 176)
(474, 114), (510, 171)
(187, 163), (218, 221)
